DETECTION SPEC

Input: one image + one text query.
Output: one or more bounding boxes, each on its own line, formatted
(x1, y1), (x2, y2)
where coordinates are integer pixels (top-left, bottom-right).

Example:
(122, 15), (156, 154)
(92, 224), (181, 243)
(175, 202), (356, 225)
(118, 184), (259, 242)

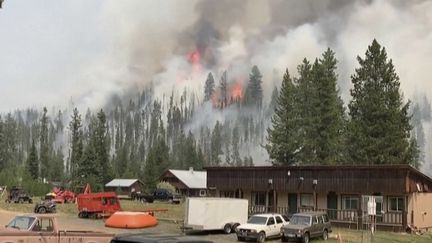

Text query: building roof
(168, 169), (207, 189)
(206, 164), (432, 194)
(105, 179), (141, 188)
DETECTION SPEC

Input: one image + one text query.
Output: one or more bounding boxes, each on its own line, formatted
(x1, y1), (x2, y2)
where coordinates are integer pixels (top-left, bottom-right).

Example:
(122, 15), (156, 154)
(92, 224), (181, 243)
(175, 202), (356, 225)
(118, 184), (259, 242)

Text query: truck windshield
(247, 216), (268, 225)
(6, 216), (36, 230)
(290, 215), (311, 226)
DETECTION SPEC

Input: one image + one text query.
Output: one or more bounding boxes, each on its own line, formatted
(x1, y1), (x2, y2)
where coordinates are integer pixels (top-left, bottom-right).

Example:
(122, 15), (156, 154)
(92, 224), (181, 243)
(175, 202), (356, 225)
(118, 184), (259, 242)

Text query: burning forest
(0, 0), (431, 191)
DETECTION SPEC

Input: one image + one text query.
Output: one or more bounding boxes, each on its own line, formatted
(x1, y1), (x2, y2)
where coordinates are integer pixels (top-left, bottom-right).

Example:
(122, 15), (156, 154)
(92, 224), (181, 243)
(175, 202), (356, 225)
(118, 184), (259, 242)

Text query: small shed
(159, 167), (207, 197)
(105, 179), (144, 199)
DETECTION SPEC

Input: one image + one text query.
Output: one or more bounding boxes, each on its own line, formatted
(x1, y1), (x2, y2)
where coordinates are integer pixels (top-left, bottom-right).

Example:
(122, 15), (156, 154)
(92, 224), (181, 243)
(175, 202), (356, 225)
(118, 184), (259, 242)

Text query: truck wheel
(322, 229), (328, 241)
(302, 232), (310, 243)
(223, 223), (232, 234)
(281, 236), (289, 242)
(18, 198), (24, 204)
(237, 236), (245, 241)
(256, 232), (266, 243)
(38, 207), (47, 214)
(232, 223), (240, 232)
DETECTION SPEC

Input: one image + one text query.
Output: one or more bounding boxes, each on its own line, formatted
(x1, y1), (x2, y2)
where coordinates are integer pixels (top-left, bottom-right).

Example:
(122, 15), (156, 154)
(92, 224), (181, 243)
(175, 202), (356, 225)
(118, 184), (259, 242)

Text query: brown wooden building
(206, 165), (432, 231)
(105, 179), (144, 199)
(159, 168), (207, 197)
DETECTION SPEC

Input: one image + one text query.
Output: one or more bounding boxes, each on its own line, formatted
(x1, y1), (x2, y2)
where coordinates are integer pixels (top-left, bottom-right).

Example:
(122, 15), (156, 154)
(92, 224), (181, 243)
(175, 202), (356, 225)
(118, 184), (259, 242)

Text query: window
(276, 216), (283, 224)
(342, 195), (359, 210)
(267, 217), (275, 225)
(251, 191), (266, 206)
(388, 197), (404, 212)
(318, 215), (323, 224)
(220, 191), (235, 198)
(323, 215), (329, 223)
(300, 194), (313, 207)
(312, 216), (319, 224)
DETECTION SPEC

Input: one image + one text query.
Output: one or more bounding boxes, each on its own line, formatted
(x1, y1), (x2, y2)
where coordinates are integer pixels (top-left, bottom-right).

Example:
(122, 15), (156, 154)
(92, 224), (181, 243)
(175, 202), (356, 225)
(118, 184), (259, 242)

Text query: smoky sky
(0, 0), (431, 112)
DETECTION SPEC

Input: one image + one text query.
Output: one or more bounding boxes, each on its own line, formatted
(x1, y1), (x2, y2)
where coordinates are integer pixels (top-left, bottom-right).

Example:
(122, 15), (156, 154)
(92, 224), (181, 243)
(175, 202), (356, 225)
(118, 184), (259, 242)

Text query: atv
(5, 186), (32, 204)
(34, 200), (56, 214)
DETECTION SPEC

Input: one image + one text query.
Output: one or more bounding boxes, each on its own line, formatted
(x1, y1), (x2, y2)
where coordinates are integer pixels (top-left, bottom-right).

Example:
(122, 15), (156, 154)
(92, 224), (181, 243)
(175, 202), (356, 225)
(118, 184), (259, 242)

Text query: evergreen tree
(347, 39), (418, 166)
(204, 72), (215, 102)
(27, 139), (39, 180)
(219, 71), (228, 108)
(266, 69), (300, 165)
(144, 138), (169, 191)
(94, 109), (111, 184)
(244, 65), (264, 108)
(69, 108), (83, 181)
(210, 121), (223, 165)
(295, 59), (317, 164)
(39, 107), (50, 180)
(312, 49), (346, 164)
(231, 124), (242, 166)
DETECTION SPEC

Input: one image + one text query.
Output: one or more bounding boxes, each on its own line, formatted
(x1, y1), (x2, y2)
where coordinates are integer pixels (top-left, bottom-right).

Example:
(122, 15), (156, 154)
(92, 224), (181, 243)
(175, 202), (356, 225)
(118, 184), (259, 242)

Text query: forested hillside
(0, 40), (431, 194)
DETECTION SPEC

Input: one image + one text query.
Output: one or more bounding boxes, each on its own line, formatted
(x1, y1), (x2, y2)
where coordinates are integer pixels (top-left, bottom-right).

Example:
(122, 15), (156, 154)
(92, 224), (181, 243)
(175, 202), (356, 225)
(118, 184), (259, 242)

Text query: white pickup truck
(235, 213), (289, 243)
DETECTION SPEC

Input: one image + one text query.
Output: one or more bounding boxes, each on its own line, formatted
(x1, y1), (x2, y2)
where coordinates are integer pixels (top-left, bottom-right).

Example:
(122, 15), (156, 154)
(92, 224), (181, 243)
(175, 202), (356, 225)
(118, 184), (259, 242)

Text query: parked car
(235, 213), (288, 243)
(280, 212), (332, 243)
(153, 188), (181, 204)
(5, 186), (32, 204)
(131, 191), (154, 203)
(34, 200), (57, 214)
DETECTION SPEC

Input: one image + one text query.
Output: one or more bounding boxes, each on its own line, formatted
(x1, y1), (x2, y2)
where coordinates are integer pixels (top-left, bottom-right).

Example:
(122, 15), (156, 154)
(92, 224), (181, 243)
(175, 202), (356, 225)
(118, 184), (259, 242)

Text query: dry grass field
(1, 197), (432, 242)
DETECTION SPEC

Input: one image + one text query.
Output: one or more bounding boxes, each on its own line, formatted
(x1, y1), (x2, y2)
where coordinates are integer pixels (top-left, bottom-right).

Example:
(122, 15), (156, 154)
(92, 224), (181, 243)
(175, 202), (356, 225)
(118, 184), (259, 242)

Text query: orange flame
(188, 50), (202, 74)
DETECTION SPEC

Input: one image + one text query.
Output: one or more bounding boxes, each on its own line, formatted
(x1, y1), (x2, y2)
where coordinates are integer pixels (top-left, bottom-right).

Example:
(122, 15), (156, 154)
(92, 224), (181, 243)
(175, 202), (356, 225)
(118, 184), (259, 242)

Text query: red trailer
(76, 191), (121, 219)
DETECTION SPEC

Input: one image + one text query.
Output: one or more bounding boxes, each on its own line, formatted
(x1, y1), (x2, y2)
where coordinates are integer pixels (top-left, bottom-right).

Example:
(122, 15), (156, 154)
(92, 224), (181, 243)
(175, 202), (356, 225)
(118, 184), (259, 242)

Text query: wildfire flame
(188, 50), (202, 74)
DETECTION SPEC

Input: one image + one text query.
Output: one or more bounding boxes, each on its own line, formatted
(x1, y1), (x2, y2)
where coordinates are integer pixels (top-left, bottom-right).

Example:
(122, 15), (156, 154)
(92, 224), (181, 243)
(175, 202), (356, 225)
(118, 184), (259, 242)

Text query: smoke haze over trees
(0, 1), (432, 190)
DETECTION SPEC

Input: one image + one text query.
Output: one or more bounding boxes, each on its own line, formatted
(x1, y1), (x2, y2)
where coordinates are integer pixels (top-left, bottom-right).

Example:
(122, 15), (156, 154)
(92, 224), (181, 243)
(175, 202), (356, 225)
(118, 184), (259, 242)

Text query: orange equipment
(105, 211), (158, 229)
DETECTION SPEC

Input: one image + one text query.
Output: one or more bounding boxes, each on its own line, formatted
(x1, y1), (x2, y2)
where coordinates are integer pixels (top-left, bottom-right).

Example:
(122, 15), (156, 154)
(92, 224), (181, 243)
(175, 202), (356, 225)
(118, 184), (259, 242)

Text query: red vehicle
(77, 191), (122, 219)
(50, 187), (76, 204)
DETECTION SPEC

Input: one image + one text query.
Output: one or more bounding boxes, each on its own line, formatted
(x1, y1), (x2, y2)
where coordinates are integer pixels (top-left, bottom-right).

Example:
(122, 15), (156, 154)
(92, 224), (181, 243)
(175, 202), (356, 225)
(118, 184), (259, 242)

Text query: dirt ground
(0, 208), (270, 242)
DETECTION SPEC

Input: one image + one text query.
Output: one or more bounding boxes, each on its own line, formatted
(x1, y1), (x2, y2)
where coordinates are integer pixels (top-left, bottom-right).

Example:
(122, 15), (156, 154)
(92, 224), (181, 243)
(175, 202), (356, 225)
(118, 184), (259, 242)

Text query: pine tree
(347, 39), (419, 166)
(69, 108), (83, 181)
(210, 121), (223, 165)
(231, 124), (242, 166)
(219, 71), (228, 108)
(312, 49), (346, 164)
(27, 139), (39, 180)
(39, 107), (50, 180)
(266, 69), (300, 165)
(244, 65), (264, 108)
(295, 59), (318, 164)
(94, 109), (111, 184)
(204, 72), (215, 102)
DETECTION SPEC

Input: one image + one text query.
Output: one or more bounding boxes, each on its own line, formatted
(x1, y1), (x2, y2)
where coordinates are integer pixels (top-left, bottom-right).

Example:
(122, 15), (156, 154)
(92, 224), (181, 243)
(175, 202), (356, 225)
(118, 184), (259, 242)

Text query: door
(266, 216), (278, 237)
(327, 192), (337, 220)
(288, 194), (298, 215)
(268, 190), (277, 212)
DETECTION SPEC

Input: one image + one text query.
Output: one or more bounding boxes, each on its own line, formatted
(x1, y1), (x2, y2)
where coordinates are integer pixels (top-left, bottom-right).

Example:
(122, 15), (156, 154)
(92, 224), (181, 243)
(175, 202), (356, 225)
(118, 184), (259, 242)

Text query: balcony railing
(248, 206), (405, 227)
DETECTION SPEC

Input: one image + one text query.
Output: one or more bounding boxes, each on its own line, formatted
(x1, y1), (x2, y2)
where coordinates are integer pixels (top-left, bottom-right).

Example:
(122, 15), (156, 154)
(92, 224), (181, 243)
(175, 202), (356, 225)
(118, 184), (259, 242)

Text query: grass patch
(0, 197), (184, 221)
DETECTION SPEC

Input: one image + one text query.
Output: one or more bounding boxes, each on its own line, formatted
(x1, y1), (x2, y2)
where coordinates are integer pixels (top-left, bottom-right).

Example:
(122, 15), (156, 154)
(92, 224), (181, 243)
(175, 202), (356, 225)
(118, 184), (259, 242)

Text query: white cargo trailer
(184, 197), (248, 233)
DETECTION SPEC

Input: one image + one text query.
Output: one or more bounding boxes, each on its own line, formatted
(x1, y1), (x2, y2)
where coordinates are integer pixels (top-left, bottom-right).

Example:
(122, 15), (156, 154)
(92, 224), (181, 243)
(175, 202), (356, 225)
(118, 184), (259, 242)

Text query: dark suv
(153, 188), (181, 204)
(280, 212), (332, 243)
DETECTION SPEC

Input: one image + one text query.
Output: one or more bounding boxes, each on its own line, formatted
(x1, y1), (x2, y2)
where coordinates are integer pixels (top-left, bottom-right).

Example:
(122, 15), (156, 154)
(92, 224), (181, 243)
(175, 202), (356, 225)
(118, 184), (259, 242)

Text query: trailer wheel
(223, 223), (232, 234)
(232, 223), (240, 232)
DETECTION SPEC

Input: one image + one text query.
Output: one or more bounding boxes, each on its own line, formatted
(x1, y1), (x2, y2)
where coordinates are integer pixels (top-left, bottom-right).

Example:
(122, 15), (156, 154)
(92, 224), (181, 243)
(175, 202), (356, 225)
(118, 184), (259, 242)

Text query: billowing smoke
(79, 0), (431, 167)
